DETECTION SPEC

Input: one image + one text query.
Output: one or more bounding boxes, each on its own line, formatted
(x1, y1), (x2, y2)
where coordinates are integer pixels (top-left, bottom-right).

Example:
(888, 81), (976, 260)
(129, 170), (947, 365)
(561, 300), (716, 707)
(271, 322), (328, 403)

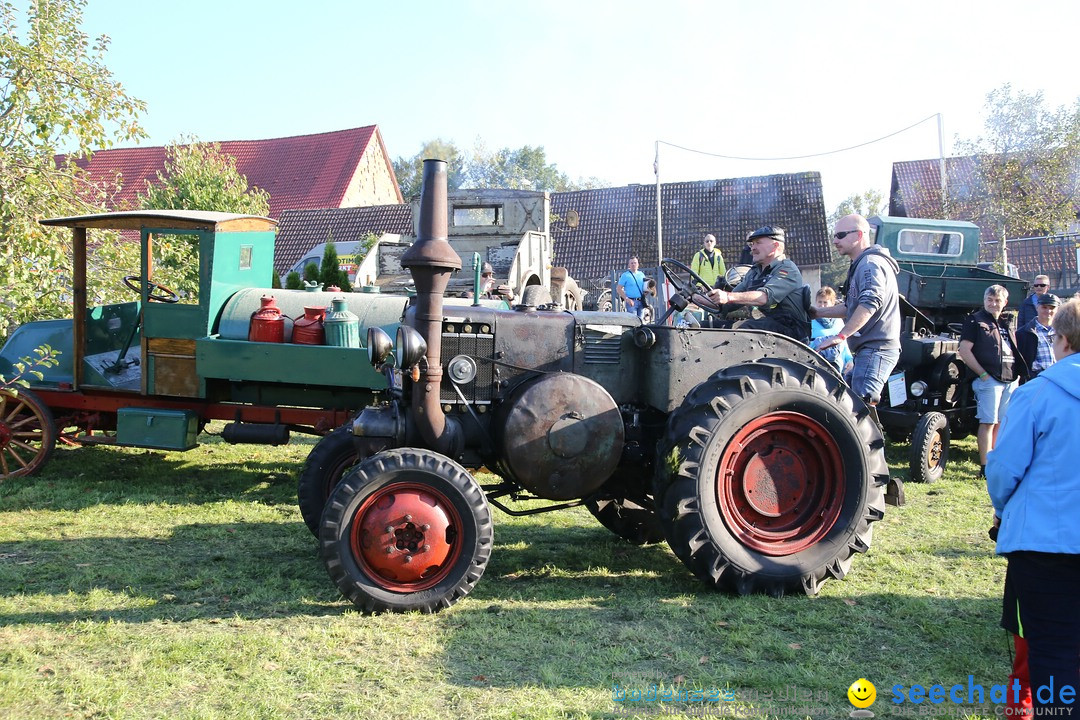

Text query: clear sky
(79, 0), (1079, 212)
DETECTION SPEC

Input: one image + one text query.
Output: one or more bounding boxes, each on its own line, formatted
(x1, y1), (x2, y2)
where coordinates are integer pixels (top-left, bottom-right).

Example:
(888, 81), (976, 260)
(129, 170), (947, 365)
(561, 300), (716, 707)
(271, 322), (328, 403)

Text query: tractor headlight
(910, 381), (928, 397)
(367, 327), (394, 367)
(394, 325), (427, 369)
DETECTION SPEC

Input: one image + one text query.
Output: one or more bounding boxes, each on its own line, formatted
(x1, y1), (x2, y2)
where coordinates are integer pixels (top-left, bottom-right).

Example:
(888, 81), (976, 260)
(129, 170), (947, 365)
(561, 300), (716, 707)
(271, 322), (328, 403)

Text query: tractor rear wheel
(0, 388), (56, 480)
(910, 412), (949, 483)
(655, 358), (888, 597)
(297, 425), (360, 536)
(319, 448), (492, 614)
(585, 494), (664, 545)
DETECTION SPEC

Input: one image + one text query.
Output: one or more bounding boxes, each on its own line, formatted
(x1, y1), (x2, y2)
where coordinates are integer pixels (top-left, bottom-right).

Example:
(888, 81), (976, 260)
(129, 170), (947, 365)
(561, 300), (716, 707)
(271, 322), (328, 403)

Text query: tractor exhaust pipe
(399, 159), (462, 455)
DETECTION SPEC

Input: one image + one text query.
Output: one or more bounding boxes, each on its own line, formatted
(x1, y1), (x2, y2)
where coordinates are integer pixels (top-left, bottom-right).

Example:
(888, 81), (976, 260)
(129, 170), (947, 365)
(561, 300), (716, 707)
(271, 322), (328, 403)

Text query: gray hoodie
(843, 245), (901, 353)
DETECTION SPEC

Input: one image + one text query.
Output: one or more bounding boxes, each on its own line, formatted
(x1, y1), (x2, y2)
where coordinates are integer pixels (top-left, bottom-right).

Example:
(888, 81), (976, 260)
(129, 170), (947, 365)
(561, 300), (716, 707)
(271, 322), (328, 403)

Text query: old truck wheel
(319, 448), (493, 614)
(655, 358), (888, 597)
(910, 412), (949, 483)
(585, 495), (664, 545)
(298, 425), (359, 536)
(0, 388), (56, 479)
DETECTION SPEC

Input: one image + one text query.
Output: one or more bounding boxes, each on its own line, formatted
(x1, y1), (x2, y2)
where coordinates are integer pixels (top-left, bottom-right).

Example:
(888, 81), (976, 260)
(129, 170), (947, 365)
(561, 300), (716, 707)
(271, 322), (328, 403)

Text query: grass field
(0, 426), (1010, 720)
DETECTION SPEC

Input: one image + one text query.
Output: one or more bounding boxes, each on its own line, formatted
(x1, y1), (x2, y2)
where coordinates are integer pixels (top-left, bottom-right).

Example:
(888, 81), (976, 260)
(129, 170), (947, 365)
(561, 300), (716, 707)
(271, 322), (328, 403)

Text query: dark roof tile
(550, 173), (829, 282)
(275, 205), (412, 274)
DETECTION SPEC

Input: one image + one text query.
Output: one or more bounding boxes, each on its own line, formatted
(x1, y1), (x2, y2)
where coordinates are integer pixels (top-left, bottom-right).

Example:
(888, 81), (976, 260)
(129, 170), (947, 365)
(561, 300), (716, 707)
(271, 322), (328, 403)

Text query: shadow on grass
(0, 521), (339, 624)
(0, 443), (303, 511)
(438, 589), (1006, 701)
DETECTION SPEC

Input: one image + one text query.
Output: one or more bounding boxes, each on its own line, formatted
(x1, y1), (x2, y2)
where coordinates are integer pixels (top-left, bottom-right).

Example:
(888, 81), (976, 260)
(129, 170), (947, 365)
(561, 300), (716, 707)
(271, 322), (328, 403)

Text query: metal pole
(937, 113), (947, 216)
(655, 141), (663, 264)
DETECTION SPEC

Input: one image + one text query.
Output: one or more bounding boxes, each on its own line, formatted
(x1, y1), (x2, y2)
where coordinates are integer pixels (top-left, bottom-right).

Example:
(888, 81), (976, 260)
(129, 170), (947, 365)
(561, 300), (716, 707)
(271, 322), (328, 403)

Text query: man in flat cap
(1017, 293), (1060, 381)
(707, 225), (810, 342)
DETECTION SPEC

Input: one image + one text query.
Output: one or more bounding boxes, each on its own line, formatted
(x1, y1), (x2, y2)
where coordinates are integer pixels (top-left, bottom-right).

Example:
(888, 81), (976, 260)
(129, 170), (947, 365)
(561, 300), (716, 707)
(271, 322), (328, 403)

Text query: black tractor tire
(0, 388), (57, 479)
(654, 358), (888, 597)
(585, 495), (665, 545)
(910, 412), (949, 483)
(519, 285), (552, 308)
(320, 448), (493, 614)
(297, 425), (359, 536)
(596, 289), (613, 313)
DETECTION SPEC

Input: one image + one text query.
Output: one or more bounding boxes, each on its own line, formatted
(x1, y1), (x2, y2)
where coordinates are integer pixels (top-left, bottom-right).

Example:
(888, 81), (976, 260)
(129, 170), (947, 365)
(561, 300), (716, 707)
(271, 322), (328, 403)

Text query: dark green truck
(869, 215), (1029, 481)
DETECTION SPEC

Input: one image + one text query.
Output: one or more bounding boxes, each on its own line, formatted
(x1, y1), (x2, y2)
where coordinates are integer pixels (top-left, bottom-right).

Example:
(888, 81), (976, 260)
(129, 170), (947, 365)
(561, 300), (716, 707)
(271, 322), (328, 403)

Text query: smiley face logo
(847, 678), (876, 708)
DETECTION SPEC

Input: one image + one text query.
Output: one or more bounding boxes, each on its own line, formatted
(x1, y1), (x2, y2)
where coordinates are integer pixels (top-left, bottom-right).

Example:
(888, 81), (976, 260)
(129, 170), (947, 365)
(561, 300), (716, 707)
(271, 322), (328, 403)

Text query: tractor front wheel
(910, 412), (949, 483)
(0, 388), (56, 480)
(298, 425), (360, 536)
(655, 359), (888, 597)
(319, 448), (492, 613)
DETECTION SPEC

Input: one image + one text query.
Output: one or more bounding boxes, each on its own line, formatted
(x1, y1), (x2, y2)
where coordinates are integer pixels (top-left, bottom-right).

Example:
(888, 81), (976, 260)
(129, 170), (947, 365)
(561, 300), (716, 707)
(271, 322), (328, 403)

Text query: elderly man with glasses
(1018, 275), (1052, 328)
(706, 225), (810, 342)
(814, 214), (901, 404)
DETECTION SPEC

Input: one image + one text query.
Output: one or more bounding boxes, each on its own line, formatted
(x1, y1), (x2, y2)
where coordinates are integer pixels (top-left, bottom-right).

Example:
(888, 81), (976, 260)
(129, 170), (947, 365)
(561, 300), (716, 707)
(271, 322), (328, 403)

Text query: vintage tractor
(869, 216), (1029, 482)
(312, 160), (890, 613)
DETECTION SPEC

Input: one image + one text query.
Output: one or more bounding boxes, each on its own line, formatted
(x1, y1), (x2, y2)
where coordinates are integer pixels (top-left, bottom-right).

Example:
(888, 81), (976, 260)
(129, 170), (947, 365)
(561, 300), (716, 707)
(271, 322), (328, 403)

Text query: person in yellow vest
(689, 234), (727, 288)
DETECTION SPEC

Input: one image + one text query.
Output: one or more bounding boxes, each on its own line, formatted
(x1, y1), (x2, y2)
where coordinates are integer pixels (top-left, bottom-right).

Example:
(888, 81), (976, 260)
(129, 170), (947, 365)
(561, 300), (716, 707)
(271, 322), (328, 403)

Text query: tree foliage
(137, 138), (271, 298)
(318, 239), (351, 292)
(952, 84), (1080, 259)
(0, 0), (146, 336)
(392, 138), (467, 198)
(392, 138), (605, 196)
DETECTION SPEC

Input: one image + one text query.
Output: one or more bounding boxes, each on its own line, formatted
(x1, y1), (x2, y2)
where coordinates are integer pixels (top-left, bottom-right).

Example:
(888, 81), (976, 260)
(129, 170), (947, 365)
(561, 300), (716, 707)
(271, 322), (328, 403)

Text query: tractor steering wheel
(123, 275), (180, 304)
(660, 259), (722, 314)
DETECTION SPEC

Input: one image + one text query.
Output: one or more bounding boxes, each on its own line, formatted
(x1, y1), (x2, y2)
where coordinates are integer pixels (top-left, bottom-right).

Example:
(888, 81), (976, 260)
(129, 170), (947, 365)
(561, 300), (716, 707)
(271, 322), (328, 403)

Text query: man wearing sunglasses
(1018, 274), (1051, 329)
(706, 225), (810, 342)
(814, 214), (901, 404)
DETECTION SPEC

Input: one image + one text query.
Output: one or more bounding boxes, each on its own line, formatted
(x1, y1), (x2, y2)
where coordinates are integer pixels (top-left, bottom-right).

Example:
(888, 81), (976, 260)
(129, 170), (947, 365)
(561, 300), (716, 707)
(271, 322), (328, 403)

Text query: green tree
(465, 143), (575, 191)
(318, 239), (351, 292)
(0, 0), (146, 336)
(393, 138), (466, 198)
(285, 271), (303, 290)
(952, 84), (1080, 263)
(137, 137), (271, 298)
(821, 190), (887, 291)
(392, 138), (606, 195)
(302, 263), (320, 284)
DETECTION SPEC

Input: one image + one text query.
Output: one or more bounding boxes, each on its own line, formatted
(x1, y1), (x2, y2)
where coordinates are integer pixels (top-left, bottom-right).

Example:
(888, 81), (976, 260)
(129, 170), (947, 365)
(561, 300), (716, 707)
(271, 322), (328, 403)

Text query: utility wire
(658, 113), (940, 162)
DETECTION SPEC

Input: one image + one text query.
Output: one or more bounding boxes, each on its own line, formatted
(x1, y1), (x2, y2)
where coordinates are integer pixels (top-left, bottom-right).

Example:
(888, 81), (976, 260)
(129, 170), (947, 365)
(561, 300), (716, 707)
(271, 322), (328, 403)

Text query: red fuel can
(292, 306), (326, 345)
(248, 295), (285, 343)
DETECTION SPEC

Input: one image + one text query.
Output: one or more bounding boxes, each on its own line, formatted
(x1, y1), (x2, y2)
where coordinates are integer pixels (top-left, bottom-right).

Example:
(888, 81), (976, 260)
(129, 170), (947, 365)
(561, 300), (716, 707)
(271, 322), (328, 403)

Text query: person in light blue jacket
(987, 297), (1080, 716)
(809, 286), (853, 375)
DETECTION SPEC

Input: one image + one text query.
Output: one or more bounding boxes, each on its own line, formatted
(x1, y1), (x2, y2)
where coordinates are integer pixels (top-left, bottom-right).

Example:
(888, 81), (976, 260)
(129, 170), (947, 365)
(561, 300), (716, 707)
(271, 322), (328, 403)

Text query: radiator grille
(583, 333), (622, 364)
(441, 332), (495, 404)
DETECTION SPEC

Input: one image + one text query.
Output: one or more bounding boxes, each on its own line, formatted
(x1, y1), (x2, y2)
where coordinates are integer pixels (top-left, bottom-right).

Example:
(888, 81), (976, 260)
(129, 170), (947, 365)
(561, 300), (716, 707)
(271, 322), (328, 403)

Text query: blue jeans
(847, 346), (900, 403)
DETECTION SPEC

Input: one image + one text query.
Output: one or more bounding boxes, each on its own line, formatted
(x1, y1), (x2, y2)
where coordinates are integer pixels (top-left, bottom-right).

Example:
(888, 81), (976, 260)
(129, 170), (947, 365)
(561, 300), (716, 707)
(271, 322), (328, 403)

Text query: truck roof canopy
(40, 209), (277, 233)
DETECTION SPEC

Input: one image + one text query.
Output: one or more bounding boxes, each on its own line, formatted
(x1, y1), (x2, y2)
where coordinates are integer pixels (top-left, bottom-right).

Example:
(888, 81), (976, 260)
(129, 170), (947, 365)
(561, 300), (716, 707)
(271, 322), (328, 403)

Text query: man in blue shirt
(616, 255), (650, 318)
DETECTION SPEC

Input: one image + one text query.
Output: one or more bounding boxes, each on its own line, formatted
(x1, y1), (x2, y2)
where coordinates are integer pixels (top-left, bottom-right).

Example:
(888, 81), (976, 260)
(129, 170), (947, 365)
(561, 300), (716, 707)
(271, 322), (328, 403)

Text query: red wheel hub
(716, 411), (844, 556)
(349, 483), (462, 591)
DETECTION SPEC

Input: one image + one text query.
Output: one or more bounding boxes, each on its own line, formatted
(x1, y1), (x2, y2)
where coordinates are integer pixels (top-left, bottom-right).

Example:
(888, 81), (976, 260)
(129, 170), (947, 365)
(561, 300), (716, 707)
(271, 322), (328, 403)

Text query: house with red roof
(69, 126), (403, 219)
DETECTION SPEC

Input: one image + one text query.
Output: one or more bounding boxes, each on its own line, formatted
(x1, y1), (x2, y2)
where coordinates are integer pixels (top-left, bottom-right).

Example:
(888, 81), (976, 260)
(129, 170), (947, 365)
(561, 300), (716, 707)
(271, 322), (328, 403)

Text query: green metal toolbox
(116, 408), (200, 451)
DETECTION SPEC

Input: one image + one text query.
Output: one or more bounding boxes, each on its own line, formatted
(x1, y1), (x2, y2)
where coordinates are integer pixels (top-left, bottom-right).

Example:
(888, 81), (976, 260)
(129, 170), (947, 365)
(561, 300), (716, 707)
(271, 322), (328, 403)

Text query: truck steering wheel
(660, 259), (722, 314)
(123, 275), (180, 304)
